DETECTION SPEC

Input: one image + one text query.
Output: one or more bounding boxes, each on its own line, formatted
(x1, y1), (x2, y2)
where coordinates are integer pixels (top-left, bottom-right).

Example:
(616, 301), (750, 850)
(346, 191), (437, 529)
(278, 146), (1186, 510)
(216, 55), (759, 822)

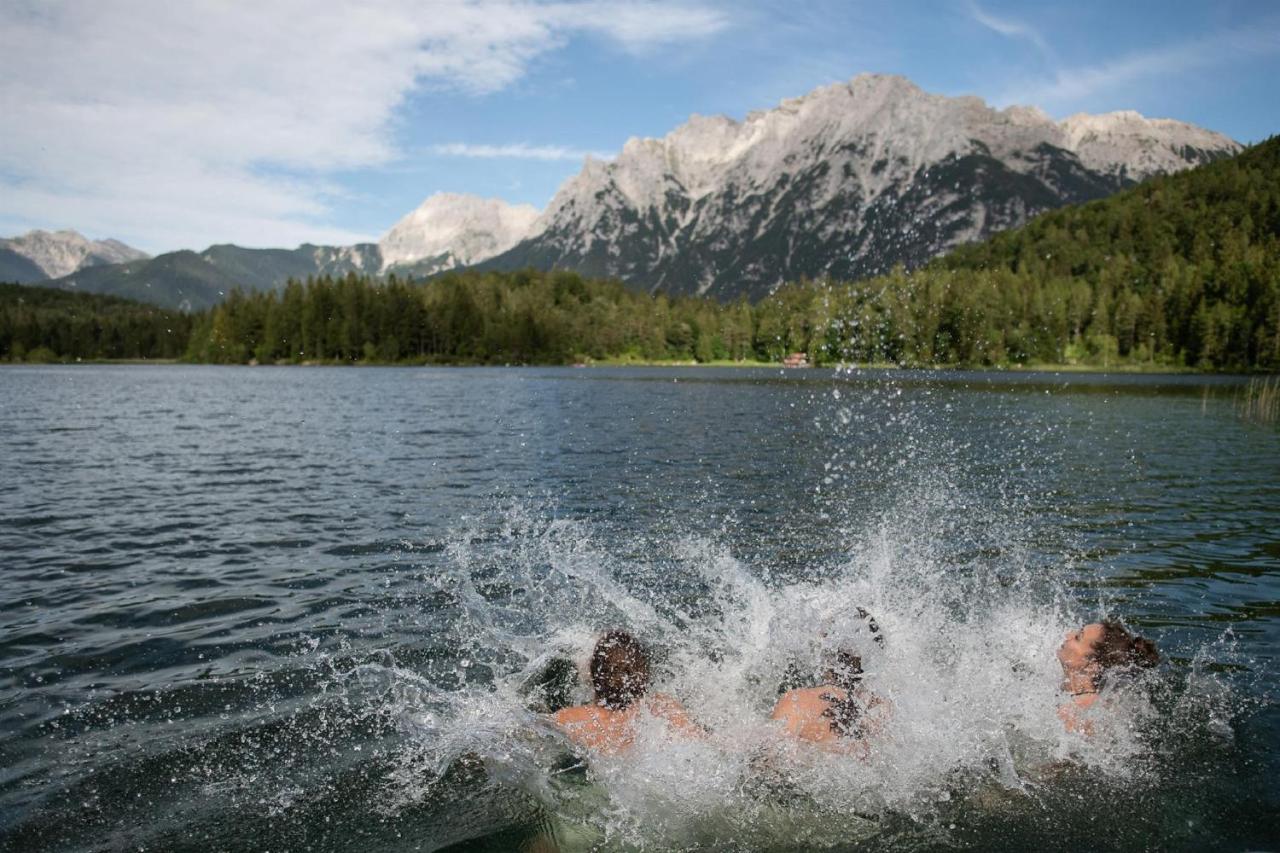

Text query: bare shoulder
(645, 693), (693, 724)
(553, 704), (598, 727)
(646, 693), (705, 736)
(772, 686), (845, 719)
(646, 693), (687, 714)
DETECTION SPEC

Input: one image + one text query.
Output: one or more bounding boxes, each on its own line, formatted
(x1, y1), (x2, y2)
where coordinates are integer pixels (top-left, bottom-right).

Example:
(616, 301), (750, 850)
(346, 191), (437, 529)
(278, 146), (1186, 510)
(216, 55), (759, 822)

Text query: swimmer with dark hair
(1057, 620), (1159, 734)
(552, 630), (703, 755)
(771, 610), (890, 755)
(770, 648), (889, 756)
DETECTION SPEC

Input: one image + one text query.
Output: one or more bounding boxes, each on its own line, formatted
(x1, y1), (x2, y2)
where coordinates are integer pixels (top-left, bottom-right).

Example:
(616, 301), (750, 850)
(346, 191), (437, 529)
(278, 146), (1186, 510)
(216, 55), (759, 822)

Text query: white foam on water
(334, 376), (1250, 849)
(374, 490), (1187, 849)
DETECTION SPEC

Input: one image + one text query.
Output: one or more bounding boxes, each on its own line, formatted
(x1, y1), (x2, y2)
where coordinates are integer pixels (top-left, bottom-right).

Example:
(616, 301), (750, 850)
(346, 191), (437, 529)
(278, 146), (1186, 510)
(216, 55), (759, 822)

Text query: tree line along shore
(2, 136), (1277, 371)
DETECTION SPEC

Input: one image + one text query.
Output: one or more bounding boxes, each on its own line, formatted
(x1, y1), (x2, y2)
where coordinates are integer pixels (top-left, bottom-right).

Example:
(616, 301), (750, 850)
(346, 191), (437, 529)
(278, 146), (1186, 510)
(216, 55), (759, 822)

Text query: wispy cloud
(998, 21), (1280, 111)
(0, 1), (727, 251)
(966, 2), (1055, 63)
(431, 142), (615, 161)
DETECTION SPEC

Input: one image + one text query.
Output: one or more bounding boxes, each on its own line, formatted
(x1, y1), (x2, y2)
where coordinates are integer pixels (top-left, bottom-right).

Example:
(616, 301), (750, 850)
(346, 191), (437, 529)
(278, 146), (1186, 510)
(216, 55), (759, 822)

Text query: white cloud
(0, 0), (727, 252)
(431, 142), (615, 161)
(966, 2), (1054, 62)
(997, 22), (1280, 112)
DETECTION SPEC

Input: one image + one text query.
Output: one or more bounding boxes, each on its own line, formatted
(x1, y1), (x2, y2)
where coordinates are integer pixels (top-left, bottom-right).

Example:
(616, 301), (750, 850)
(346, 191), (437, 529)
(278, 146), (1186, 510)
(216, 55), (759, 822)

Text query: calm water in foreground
(0, 365), (1277, 852)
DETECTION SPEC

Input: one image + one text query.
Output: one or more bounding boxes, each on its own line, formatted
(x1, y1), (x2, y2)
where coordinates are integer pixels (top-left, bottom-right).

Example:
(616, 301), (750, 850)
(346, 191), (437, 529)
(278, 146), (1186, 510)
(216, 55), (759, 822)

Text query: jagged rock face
(484, 74), (1240, 299)
(379, 193), (539, 274)
(308, 243), (383, 275)
(0, 229), (149, 282)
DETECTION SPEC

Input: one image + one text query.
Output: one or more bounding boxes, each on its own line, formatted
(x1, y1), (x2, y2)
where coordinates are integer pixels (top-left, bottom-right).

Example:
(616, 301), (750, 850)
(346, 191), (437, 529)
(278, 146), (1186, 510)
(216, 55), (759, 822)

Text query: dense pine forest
(3, 136), (1277, 370)
(936, 133), (1280, 369)
(0, 284), (191, 362)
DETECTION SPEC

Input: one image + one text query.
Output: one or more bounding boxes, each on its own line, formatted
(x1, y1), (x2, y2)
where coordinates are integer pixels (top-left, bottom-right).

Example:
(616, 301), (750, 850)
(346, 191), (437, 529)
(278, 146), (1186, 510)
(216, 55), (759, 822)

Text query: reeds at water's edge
(1236, 375), (1280, 424)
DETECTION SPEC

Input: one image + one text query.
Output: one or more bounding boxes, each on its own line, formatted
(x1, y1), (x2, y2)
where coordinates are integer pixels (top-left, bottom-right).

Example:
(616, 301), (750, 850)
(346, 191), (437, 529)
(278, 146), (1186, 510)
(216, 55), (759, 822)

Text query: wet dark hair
(818, 647), (869, 738)
(779, 608), (885, 696)
(1088, 620), (1159, 687)
(824, 608), (883, 690)
(817, 608), (884, 738)
(821, 690), (866, 739)
(824, 649), (865, 691)
(590, 630), (651, 710)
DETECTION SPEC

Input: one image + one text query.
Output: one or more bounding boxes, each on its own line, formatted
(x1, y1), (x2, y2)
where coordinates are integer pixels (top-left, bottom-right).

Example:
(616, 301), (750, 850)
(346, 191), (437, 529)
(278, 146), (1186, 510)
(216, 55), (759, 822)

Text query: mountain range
(481, 75), (1239, 299)
(5, 74), (1242, 309)
(0, 230), (149, 283)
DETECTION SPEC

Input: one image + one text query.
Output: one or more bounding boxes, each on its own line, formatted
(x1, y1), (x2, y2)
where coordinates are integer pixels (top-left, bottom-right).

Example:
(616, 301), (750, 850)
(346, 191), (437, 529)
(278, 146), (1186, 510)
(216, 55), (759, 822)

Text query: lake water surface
(0, 365), (1277, 851)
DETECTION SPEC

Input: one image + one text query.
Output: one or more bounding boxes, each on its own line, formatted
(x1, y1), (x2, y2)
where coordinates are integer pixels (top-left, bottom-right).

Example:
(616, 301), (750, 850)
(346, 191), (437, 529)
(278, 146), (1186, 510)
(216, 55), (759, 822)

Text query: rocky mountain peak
(378, 193), (540, 273)
(0, 229), (149, 280)
(482, 73), (1241, 299)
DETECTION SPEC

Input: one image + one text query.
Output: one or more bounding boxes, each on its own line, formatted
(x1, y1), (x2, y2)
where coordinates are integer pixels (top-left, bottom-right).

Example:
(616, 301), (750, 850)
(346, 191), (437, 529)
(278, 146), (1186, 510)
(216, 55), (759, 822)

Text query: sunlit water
(0, 365), (1276, 851)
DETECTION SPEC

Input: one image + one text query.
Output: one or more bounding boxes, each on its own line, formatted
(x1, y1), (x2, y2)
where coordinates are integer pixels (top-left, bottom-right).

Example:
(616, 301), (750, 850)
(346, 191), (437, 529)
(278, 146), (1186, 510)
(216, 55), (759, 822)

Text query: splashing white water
(377, 485), (1178, 849)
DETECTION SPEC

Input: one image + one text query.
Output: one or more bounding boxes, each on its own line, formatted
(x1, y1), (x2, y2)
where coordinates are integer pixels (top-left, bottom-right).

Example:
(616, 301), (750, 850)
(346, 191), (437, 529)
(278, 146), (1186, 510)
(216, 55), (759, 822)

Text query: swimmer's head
(590, 630), (651, 711)
(1058, 620), (1159, 689)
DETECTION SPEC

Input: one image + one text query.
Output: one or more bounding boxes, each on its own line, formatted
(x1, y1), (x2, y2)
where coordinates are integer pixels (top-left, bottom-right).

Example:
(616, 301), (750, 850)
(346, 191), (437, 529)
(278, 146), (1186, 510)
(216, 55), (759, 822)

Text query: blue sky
(1, 0), (1277, 253)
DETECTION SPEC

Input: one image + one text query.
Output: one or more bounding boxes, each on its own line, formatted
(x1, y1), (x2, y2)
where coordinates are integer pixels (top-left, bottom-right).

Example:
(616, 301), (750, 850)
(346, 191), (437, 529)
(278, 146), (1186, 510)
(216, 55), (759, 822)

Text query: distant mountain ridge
(0, 229), (149, 283)
(6, 74), (1242, 308)
(40, 243), (382, 311)
(17, 197), (539, 311)
(479, 75), (1240, 298)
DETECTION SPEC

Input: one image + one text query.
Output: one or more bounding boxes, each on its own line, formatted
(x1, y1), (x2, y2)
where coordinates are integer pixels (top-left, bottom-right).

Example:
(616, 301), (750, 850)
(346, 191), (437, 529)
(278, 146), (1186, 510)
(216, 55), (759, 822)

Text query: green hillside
(739, 135), (1279, 370)
(933, 134), (1280, 368)
(0, 283), (192, 361)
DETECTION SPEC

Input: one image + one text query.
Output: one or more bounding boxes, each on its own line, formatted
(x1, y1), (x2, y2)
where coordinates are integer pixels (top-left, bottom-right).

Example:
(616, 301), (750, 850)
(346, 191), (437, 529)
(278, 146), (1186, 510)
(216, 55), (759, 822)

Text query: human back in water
(771, 647), (889, 756)
(552, 630), (703, 756)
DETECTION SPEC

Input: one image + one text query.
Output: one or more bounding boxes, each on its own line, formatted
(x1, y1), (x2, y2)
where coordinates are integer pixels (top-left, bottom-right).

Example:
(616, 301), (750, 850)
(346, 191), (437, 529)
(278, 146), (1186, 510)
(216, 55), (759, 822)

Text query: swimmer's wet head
(591, 630), (651, 710)
(1058, 620), (1160, 693)
(554, 630), (702, 756)
(821, 648), (867, 738)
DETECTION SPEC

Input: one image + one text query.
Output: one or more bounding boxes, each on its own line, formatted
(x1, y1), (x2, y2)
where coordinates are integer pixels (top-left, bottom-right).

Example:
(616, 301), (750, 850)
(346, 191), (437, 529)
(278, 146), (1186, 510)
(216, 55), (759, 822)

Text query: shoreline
(0, 358), (1248, 375)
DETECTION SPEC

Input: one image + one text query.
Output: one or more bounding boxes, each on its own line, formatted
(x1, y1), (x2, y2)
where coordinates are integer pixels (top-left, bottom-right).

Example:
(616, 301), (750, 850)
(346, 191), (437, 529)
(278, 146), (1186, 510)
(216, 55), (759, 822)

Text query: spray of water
(347, 495), (1186, 849)
(304, 375), (1250, 850)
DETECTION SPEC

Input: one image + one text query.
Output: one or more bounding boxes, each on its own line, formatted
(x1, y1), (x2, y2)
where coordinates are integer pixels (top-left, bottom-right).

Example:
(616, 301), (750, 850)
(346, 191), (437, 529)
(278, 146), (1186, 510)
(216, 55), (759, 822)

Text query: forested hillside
(183, 271), (756, 365)
(6, 137), (1278, 370)
(0, 284), (191, 361)
(937, 134), (1280, 368)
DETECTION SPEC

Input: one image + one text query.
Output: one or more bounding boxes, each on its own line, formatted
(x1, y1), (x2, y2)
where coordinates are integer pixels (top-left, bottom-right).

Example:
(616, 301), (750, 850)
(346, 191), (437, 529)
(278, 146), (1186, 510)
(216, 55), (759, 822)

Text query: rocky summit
(0, 230), (149, 283)
(379, 193), (539, 276)
(7, 74), (1242, 307)
(480, 74), (1240, 299)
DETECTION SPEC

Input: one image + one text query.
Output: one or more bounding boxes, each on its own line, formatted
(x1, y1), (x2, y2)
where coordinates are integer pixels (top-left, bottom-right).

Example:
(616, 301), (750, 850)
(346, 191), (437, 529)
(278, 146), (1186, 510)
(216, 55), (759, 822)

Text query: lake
(1, 365), (1277, 851)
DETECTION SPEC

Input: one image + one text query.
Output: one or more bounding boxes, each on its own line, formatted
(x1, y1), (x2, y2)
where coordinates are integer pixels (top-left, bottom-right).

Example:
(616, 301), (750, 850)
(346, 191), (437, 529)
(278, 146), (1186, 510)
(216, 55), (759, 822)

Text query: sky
(1, 0), (1277, 254)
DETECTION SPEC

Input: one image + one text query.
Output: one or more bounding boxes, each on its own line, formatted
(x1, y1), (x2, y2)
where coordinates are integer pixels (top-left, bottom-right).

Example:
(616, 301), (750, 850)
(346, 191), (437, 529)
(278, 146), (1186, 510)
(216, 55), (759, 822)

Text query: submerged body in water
(1056, 621), (1160, 736)
(457, 590), (1178, 851)
(552, 630), (703, 755)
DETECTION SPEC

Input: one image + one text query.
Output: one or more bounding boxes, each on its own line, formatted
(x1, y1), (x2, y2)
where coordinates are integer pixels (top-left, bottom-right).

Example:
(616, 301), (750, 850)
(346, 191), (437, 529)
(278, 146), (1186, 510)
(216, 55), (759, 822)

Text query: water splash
(370, 482), (1226, 850)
